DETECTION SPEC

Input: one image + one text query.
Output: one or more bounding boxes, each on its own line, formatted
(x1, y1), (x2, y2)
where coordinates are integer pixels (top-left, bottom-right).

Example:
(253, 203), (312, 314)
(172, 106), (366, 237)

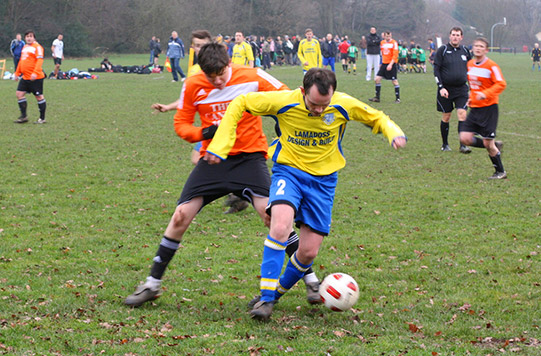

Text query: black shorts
(54, 57), (62, 65)
(348, 57), (356, 64)
(340, 53), (349, 61)
(437, 85), (468, 113)
(376, 63), (398, 80)
(460, 104), (499, 139)
(17, 78), (44, 96)
(398, 58), (406, 65)
(178, 152), (271, 207)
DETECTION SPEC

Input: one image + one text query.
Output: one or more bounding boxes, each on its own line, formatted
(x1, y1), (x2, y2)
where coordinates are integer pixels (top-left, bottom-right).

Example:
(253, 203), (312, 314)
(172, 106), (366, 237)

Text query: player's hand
(476, 92), (487, 100)
(151, 103), (167, 113)
(387, 63), (393, 71)
(392, 136), (407, 150)
(439, 88), (449, 98)
(30, 73), (37, 81)
(203, 152), (221, 165)
(304, 61), (309, 66)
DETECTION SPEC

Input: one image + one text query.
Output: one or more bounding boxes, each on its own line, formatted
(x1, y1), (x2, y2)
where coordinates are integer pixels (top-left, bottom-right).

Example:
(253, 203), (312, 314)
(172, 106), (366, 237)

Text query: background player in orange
(459, 37), (507, 179)
(14, 30), (47, 124)
(369, 31), (400, 103)
(125, 43), (320, 307)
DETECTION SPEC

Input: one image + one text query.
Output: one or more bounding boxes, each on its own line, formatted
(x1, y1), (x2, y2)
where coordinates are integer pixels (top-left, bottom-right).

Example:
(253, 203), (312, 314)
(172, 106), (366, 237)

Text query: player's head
(198, 42), (231, 90)
(305, 28), (313, 40)
(191, 30), (212, 55)
(449, 27), (463, 46)
(16, 33), (22, 40)
(384, 32), (392, 41)
(535, 43), (539, 49)
(58, 34), (63, 40)
(301, 68), (337, 117)
(235, 32), (244, 44)
(24, 30), (35, 43)
(171, 31), (178, 39)
(472, 37), (489, 57)
(370, 26), (377, 34)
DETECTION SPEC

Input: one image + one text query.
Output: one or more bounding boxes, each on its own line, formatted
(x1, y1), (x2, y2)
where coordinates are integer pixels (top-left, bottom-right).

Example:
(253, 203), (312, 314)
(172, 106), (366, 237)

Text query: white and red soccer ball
(319, 273), (359, 311)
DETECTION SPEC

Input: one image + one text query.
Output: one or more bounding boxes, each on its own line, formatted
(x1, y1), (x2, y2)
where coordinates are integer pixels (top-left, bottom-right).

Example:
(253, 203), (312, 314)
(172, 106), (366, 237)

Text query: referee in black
(434, 27), (471, 153)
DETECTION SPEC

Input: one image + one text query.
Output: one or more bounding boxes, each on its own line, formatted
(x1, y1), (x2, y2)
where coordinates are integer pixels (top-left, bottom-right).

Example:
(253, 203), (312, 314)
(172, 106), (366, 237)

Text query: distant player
(459, 37), (507, 179)
(14, 30), (47, 124)
(51, 34), (64, 79)
(532, 43), (540, 71)
(369, 31), (400, 103)
(231, 32), (254, 67)
(297, 28), (322, 74)
(347, 42), (359, 74)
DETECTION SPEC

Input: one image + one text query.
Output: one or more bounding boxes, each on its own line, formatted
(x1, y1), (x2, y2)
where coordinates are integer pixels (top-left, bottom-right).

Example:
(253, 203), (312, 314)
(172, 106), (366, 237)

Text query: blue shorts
(268, 163), (337, 236)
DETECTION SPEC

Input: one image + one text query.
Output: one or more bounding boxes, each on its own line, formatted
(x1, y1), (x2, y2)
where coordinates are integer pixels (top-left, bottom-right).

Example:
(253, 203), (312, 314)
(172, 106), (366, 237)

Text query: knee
(171, 206), (189, 228)
(270, 222), (291, 241)
(297, 247), (318, 264)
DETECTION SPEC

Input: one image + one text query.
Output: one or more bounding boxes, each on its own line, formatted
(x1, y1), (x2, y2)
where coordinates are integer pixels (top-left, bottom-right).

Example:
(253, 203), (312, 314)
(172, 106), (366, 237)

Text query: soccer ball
(319, 273), (359, 311)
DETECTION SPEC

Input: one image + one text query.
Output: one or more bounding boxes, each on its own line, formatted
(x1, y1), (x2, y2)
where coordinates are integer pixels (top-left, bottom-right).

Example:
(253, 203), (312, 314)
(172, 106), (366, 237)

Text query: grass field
(0, 53), (539, 356)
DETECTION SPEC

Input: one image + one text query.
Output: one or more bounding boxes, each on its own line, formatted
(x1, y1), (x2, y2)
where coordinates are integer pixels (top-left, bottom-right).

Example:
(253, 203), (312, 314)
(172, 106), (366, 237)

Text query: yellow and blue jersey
(231, 42), (254, 66)
(207, 89), (405, 176)
(297, 39), (322, 71)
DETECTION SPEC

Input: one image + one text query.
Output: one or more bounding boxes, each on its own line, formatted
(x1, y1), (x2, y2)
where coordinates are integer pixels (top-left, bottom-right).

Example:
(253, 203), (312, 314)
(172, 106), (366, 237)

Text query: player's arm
(173, 85), (207, 143)
(297, 41), (306, 65)
(317, 43), (323, 68)
(206, 92), (278, 161)
(482, 66), (507, 99)
(346, 94), (406, 147)
(32, 46), (44, 80)
(246, 43), (255, 68)
(51, 44), (56, 57)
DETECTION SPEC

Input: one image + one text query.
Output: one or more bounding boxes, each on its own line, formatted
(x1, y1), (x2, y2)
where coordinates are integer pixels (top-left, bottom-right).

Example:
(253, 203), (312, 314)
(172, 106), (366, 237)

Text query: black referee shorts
(178, 152), (270, 207)
(437, 85), (468, 113)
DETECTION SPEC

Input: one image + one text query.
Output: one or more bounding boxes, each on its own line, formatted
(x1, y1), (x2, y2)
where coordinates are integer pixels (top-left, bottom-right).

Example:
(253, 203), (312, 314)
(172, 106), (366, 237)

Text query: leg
(35, 94), (46, 123)
(392, 79), (400, 102)
(171, 58), (179, 81)
(15, 90), (28, 123)
(440, 112), (452, 150)
(125, 198), (203, 307)
(485, 138), (506, 179)
(456, 108), (471, 153)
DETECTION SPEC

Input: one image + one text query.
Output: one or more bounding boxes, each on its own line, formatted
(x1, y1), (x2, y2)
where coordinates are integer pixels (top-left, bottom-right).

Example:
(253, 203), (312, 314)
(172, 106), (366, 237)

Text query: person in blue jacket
(10, 33), (25, 70)
(167, 31), (186, 82)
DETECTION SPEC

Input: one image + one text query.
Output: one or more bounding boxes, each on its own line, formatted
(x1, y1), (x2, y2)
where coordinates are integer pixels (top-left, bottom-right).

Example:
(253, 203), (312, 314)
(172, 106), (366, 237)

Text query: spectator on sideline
(149, 36), (156, 65)
(532, 43), (540, 71)
(321, 33), (336, 72)
(167, 31), (186, 82)
(10, 33), (25, 70)
(365, 26), (381, 81)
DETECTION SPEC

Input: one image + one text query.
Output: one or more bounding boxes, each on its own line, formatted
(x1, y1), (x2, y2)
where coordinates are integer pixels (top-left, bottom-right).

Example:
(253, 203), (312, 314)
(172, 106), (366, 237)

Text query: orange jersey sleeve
(467, 57), (506, 108)
(174, 64), (288, 158)
(380, 39), (398, 64)
(15, 42), (45, 80)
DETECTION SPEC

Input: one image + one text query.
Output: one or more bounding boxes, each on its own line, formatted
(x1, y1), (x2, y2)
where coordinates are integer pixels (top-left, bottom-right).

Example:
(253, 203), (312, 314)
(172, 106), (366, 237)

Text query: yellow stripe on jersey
(207, 89), (405, 176)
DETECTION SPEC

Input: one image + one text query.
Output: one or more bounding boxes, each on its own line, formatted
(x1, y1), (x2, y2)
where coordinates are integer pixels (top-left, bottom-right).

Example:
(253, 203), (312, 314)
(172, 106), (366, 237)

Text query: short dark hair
(24, 30), (35, 37)
(450, 27), (463, 35)
(191, 30), (211, 42)
(474, 37), (490, 48)
(303, 68), (337, 96)
(198, 42), (230, 75)
(305, 28), (313, 34)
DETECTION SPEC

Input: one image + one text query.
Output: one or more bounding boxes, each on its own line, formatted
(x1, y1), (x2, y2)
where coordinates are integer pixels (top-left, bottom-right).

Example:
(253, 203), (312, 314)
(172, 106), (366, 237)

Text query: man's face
(235, 32), (243, 44)
(385, 33), (392, 42)
(172, 31), (178, 39)
(204, 65), (231, 90)
(25, 33), (35, 44)
(306, 31), (313, 41)
(58, 34), (63, 41)
(326, 34), (332, 41)
(370, 27), (376, 34)
(301, 85), (334, 117)
(16, 34), (22, 41)
(535, 43), (539, 49)
(472, 41), (488, 57)
(449, 30), (463, 47)
(192, 37), (211, 55)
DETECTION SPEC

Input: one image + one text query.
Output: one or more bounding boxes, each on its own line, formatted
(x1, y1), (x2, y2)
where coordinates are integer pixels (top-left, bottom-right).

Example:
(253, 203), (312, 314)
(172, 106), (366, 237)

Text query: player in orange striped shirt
(459, 37), (507, 179)
(125, 42), (321, 307)
(14, 30), (47, 124)
(369, 31), (401, 103)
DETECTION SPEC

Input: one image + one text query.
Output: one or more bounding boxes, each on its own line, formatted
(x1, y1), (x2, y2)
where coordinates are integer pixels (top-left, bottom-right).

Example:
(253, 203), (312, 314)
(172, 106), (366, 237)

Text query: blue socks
(260, 235), (287, 302)
(275, 252), (312, 300)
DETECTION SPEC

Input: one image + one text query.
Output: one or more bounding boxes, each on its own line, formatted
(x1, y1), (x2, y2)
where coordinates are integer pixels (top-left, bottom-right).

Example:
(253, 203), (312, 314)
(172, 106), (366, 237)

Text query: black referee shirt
(433, 43), (471, 88)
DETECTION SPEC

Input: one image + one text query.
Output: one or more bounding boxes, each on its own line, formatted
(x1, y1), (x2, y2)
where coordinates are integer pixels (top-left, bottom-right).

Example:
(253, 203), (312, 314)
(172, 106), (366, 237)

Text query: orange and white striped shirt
(467, 57), (506, 108)
(174, 64), (288, 158)
(380, 39), (398, 64)
(15, 42), (45, 80)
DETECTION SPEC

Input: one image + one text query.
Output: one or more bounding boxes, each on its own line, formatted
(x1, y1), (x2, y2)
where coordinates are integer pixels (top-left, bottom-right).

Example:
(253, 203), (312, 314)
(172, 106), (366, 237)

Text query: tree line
(1, 0), (539, 57)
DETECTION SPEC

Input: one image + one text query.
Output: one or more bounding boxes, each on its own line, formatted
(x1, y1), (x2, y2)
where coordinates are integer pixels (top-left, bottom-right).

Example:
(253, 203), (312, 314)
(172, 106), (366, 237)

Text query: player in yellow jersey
(205, 68), (407, 321)
(297, 28), (322, 73)
(231, 31), (254, 67)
